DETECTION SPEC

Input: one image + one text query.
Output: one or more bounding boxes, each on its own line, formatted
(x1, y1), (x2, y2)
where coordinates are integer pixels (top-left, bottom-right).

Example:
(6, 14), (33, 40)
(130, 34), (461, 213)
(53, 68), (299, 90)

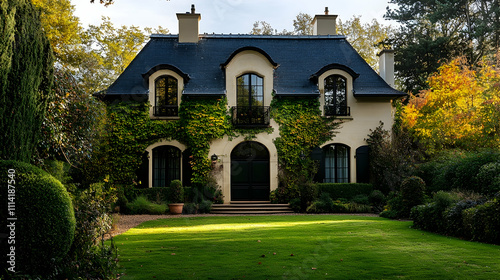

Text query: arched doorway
(231, 141), (270, 201)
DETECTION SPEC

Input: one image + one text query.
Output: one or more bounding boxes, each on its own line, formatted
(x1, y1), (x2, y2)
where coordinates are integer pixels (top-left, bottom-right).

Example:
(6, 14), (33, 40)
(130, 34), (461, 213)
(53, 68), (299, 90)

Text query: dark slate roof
(105, 34), (406, 98)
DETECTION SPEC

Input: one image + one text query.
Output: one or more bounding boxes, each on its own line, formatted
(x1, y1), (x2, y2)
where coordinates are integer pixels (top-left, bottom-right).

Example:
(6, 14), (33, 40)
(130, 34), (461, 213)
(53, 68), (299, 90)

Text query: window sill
(324, 115), (353, 121)
(150, 116), (180, 120)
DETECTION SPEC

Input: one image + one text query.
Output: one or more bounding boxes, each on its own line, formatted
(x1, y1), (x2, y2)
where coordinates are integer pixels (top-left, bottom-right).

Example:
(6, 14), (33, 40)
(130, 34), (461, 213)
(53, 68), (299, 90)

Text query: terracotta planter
(168, 203), (184, 215)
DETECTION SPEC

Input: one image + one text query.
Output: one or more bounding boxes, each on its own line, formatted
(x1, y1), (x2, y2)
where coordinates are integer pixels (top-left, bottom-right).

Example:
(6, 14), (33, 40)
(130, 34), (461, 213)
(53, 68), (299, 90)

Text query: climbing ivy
(95, 94), (338, 197)
(178, 95), (232, 185)
(88, 101), (179, 185)
(271, 95), (339, 201)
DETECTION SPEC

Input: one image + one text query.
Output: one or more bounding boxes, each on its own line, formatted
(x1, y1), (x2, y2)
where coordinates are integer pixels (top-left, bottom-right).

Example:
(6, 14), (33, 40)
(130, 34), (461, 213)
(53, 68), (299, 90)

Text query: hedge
(411, 193), (500, 245)
(133, 187), (193, 203)
(316, 183), (373, 200)
(0, 160), (76, 275)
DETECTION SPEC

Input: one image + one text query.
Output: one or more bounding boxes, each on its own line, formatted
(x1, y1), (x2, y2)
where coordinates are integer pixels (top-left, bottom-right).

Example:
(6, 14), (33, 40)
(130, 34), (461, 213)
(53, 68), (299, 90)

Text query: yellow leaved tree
(402, 55), (500, 153)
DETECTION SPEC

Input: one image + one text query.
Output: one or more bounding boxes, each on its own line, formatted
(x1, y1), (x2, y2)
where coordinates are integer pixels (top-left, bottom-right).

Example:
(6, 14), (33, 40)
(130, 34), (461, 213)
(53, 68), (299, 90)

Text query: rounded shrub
(0, 160), (76, 275)
(476, 161), (500, 195)
(400, 176), (426, 217)
(369, 190), (386, 212)
(198, 199), (213, 214)
(168, 180), (184, 203)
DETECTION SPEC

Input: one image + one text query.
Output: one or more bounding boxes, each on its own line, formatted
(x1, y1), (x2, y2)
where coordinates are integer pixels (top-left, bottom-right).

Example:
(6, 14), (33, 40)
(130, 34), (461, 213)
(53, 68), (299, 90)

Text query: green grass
(113, 215), (500, 279)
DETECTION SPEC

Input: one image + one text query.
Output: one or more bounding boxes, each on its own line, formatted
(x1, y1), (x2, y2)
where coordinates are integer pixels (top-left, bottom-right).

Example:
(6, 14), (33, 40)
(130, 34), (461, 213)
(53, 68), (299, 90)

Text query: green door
(231, 141), (270, 201)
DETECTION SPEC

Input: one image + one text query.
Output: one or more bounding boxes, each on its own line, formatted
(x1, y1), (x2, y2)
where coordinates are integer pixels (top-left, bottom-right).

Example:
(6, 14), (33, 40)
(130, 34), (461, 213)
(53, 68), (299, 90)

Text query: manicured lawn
(113, 215), (500, 279)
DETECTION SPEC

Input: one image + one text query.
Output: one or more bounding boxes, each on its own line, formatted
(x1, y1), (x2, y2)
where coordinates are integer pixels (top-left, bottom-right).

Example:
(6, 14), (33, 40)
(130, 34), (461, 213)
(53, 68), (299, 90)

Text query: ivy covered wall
(97, 94), (339, 196)
(271, 96), (340, 201)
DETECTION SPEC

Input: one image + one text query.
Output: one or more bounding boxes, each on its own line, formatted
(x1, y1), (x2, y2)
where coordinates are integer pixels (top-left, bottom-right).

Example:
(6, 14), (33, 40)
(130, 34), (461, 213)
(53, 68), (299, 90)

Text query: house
(104, 5), (405, 203)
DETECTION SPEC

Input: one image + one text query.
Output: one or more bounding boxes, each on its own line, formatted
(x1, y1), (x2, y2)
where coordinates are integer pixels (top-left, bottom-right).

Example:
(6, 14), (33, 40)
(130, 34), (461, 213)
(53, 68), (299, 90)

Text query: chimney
(176, 4), (201, 43)
(312, 7), (337, 35)
(378, 49), (395, 88)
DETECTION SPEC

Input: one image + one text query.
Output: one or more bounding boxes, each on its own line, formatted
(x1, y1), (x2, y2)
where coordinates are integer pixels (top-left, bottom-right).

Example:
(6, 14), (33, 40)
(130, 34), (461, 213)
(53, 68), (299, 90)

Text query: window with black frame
(233, 73), (269, 126)
(324, 144), (350, 183)
(154, 76), (178, 116)
(152, 146), (181, 188)
(324, 75), (349, 116)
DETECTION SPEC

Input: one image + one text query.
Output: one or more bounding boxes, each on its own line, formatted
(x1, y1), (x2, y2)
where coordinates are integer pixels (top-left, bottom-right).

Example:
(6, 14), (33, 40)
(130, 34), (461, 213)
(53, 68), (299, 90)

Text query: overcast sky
(71, 0), (397, 34)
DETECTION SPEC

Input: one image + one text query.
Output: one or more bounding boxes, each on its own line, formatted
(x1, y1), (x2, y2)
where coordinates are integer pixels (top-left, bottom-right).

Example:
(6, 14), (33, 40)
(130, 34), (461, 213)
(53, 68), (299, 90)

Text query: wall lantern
(299, 151), (306, 161)
(211, 154), (218, 161)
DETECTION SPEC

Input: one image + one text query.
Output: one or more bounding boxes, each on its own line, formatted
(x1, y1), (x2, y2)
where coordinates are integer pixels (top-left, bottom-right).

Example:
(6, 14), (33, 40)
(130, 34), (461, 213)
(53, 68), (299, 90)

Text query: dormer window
(154, 75), (178, 116)
(232, 73), (270, 127)
(324, 75), (349, 116)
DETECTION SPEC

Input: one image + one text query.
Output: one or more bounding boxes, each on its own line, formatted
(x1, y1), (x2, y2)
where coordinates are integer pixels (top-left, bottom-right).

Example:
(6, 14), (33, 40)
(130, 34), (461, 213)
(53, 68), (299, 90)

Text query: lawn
(113, 215), (500, 279)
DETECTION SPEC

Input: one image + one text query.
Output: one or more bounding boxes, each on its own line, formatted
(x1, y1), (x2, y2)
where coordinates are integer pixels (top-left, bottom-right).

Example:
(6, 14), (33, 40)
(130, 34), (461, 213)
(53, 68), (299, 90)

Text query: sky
(71, 0), (398, 34)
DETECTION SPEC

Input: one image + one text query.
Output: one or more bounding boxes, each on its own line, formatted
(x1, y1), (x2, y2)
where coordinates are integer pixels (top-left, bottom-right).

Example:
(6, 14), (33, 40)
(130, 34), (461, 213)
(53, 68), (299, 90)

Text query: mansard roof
(105, 34), (405, 98)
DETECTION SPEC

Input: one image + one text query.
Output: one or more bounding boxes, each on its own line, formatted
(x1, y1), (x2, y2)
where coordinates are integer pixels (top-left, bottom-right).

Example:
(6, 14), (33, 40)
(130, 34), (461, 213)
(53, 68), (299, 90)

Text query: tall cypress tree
(0, 0), (54, 162)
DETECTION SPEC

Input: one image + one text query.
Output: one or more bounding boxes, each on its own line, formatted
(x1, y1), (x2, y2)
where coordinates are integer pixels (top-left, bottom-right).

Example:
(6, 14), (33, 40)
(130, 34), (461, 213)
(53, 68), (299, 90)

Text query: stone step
(212, 204), (290, 208)
(211, 202), (293, 214)
(211, 210), (295, 214)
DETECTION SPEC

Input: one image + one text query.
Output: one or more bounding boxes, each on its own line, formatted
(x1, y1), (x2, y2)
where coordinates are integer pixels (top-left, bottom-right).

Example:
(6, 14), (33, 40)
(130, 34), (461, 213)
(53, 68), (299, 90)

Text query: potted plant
(168, 180), (184, 214)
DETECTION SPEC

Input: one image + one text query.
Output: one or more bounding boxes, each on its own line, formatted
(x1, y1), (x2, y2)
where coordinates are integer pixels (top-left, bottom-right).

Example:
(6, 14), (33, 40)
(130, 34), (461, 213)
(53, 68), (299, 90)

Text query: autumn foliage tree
(402, 55), (500, 153)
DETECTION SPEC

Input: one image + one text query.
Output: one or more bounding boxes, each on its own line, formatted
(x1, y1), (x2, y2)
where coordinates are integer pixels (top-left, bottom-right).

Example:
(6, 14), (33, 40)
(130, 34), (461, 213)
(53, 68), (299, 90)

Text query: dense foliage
(316, 183), (374, 200)
(415, 149), (500, 194)
(0, 0), (54, 162)
(0, 160), (75, 276)
(366, 122), (417, 193)
(271, 96), (339, 202)
(178, 96), (233, 186)
(402, 57), (500, 153)
(412, 191), (499, 245)
(386, 0), (500, 93)
(92, 101), (178, 184)
(38, 68), (106, 165)
(61, 182), (118, 279)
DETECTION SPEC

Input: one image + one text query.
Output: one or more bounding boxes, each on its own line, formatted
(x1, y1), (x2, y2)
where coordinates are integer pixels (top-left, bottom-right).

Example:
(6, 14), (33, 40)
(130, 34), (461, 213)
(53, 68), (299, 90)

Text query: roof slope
(106, 34), (405, 97)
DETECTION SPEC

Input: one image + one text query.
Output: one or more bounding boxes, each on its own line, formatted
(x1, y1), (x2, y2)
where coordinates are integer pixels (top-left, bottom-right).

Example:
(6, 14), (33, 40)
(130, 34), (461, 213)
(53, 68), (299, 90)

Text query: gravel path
(107, 213), (379, 240)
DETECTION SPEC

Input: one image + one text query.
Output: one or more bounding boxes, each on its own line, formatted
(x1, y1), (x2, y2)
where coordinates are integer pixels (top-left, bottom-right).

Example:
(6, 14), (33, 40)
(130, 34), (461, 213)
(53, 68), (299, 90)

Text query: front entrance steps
(211, 201), (294, 214)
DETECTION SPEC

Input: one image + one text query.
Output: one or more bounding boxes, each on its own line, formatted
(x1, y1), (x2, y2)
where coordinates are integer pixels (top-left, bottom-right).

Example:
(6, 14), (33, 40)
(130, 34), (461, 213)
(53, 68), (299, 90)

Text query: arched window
(237, 73), (263, 107)
(154, 76), (178, 116)
(324, 144), (350, 183)
(233, 73), (269, 126)
(152, 146), (181, 187)
(324, 75), (348, 116)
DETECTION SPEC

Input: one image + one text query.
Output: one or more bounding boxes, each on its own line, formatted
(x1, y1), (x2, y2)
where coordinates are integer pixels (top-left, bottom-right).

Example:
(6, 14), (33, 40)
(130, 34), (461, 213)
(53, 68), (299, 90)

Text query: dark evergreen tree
(385, 0), (500, 94)
(0, 0), (54, 162)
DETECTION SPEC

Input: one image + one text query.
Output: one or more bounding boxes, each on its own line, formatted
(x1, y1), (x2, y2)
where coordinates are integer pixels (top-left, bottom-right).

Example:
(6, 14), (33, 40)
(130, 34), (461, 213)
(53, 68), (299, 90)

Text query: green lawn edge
(112, 215), (500, 279)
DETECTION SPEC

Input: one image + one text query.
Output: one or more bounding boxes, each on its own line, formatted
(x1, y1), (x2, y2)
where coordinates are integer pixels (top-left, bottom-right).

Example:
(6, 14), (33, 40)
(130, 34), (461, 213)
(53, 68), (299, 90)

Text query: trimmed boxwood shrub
(400, 176), (426, 217)
(168, 180), (184, 203)
(411, 191), (457, 232)
(0, 160), (76, 275)
(317, 183), (373, 200)
(133, 187), (193, 204)
(198, 199), (213, 214)
(444, 199), (484, 237)
(462, 198), (500, 244)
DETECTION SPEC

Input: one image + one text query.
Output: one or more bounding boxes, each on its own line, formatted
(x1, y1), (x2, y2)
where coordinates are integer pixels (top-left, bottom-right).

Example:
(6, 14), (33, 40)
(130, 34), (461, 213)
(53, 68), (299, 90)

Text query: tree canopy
(402, 55), (500, 153)
(385, 0), (500, 93)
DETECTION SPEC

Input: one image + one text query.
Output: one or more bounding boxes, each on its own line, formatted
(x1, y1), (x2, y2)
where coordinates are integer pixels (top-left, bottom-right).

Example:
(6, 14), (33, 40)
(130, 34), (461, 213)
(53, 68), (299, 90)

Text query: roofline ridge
(150, 34), (347, 40)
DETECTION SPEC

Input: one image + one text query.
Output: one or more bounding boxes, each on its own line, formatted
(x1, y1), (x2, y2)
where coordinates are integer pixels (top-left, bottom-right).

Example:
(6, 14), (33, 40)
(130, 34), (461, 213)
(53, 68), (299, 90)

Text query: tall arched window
(152, 146), (181, 187)
(324, 75), (348, 116)
(233, 73), (269, 126)
(324, 144), (350, 183)
(237, 73), (263, 107)
(154, 75), (178, 116)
